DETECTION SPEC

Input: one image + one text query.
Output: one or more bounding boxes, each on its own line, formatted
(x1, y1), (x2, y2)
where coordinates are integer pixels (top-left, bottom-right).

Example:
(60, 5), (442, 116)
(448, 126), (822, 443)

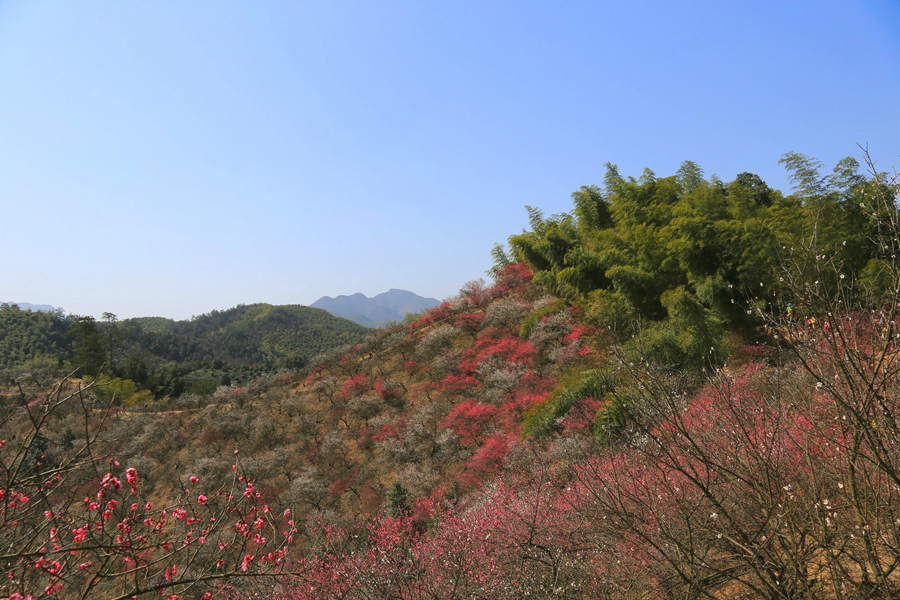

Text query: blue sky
(1, 1), (898, 320)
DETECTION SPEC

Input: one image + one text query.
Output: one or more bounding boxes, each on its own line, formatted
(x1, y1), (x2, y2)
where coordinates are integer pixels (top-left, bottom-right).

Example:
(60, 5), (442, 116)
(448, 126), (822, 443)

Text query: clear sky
(1, 1), (898, 320)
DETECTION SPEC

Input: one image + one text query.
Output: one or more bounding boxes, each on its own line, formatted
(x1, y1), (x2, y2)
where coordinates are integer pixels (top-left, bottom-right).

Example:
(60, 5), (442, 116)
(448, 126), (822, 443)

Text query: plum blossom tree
(0, 375), (298, 599)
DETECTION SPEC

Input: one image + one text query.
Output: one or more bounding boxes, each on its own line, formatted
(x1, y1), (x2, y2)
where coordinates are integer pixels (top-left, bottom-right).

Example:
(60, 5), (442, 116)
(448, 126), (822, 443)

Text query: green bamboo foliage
(502, 155), (887, 368)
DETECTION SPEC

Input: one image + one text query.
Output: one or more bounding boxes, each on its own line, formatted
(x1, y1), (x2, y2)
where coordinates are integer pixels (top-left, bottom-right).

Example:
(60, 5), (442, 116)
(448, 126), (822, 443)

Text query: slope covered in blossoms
(103, 263), (609, 519)
(5, 155), (900, 598)
(5, 257), (900, 599)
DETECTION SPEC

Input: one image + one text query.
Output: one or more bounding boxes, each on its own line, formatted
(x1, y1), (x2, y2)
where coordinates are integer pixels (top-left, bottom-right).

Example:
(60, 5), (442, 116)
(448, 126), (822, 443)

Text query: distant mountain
(1, 301), (57, 313)
(311, 289), (441, 328)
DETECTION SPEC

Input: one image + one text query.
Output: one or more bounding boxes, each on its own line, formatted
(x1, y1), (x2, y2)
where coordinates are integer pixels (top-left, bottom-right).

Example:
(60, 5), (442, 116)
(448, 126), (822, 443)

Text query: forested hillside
(114, 303), (369, 392)
(3, 154), (900, 599)
(0, 303), (368, 399)
(0, 304), (68, 369)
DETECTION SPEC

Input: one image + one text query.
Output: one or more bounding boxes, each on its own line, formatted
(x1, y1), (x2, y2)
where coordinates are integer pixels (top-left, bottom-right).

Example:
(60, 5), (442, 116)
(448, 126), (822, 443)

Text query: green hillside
(0, 303), (68, 369)
(0, 302), (368, 397)
(120, 303), (368, 367)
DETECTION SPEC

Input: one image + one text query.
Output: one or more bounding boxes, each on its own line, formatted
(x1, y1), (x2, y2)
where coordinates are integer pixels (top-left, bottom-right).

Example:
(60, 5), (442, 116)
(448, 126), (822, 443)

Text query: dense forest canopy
(0, 302), (368, 400)
(0, 304), (69, 369)
(492, 153), (894, 368)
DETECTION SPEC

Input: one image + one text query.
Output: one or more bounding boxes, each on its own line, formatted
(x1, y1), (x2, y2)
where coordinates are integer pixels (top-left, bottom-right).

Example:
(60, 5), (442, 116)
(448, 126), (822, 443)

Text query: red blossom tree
(0, 376), (299, 599)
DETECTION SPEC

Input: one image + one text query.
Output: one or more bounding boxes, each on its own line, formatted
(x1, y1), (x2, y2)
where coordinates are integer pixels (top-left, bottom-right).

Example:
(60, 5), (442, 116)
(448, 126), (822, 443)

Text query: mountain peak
(311, 289), (440, 328)
(1, 301), (57, 313)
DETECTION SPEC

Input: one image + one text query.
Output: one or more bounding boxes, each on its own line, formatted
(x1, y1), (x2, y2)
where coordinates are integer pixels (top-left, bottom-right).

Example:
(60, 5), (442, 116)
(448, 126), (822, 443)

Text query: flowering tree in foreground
(562, 154), (900, 598)
(0, 376), (297, 599)
(756, 152), (900, 596)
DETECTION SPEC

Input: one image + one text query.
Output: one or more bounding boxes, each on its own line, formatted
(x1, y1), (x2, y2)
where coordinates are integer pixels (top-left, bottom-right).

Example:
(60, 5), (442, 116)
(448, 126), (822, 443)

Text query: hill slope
(0, 303), (68, 369)
(0, 302), (369, 394)
(5, 156), (900, 599)
(120, 303), (368, 368)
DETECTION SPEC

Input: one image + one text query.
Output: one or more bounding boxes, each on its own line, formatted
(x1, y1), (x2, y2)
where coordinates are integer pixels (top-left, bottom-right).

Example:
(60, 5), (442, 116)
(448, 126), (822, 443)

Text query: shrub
(522, 368), (616, 438)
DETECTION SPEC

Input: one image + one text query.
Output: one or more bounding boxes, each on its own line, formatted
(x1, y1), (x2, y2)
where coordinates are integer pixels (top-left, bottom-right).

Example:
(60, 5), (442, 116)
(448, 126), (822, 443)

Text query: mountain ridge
(1, 301), (57, 313)
(311, 288), (440, 328)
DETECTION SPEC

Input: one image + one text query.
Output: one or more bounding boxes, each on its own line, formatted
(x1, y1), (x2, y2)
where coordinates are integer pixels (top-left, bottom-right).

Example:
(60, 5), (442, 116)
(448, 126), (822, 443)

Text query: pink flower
(198, 495), (208, 505)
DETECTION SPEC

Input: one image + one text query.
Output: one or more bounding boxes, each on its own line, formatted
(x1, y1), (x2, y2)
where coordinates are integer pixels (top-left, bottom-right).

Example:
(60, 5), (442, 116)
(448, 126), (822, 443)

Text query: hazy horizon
(2, 1), (899, 320)
(1, 287), (442, 321)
